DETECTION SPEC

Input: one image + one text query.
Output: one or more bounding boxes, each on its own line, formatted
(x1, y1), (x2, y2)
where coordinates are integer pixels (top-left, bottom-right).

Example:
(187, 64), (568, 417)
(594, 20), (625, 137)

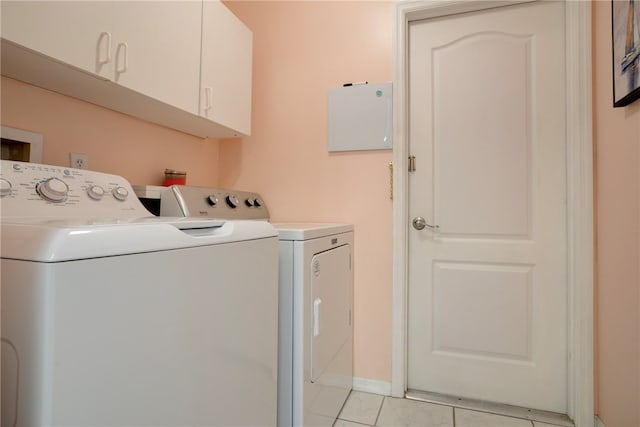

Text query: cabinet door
(111, 1), (201, 115)
(1, 1), (114, 79)
(201, 0), (252, 136)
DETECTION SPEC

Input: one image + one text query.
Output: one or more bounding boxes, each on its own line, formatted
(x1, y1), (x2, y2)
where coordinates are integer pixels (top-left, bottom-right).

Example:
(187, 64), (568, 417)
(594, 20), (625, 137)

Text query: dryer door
(310, 244), (352, 383)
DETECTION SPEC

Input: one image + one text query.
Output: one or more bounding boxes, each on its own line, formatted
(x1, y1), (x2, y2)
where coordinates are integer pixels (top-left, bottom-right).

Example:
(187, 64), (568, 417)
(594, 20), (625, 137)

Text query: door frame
(391, 1), (594, 426)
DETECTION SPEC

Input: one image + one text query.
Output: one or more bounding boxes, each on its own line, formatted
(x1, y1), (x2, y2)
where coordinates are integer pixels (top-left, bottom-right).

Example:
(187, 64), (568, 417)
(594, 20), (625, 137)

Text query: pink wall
(593, 2), (640, 427)
(222, 0), (394, 382)
(1, 76), (220, 187)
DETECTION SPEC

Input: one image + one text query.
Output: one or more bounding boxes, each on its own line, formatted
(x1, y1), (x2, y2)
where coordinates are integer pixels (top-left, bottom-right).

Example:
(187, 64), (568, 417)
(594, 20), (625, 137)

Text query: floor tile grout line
(373, 395), (386, 426)
(337, 420), (375, 427)
(335, 390), (354, 425)
(452, 405), (456, 427)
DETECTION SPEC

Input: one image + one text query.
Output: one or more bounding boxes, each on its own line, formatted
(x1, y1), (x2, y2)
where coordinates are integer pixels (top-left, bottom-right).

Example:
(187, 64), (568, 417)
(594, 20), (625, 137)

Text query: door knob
(412, 216), (439, 231)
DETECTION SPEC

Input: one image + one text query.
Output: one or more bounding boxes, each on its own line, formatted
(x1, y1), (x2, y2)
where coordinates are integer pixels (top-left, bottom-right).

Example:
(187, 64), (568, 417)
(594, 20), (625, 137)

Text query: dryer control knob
(37, 177), (69, 202)
(112, 186), (129, 201)
(254, 197), (263, 207)
(207, 195), (219, 206)
(87, 185), (106, 201)
(0, 178), (12, 197)
(244, 198), (254, 207)
(226, 194), (239, 208)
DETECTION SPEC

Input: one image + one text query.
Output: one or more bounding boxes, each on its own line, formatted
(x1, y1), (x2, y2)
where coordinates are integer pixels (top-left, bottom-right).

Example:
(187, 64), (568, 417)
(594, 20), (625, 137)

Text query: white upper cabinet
(0, 1), (252, 138)
(1, 1), (114, 78)
(111, 1), (201, 115)
(201, 0), (253, 136)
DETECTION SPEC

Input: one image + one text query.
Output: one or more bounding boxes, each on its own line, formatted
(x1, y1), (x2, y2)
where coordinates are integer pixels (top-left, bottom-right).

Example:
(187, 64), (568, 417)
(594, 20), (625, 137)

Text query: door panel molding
(433, 31), (533, 238)
(392, 1), (594, 426)
(432, 261), (534, 361)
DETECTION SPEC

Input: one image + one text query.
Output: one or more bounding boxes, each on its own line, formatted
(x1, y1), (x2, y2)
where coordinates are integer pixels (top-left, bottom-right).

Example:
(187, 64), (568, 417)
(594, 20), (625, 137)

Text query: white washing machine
(153, 186), (354, 427)
(1, 161), (279, 426)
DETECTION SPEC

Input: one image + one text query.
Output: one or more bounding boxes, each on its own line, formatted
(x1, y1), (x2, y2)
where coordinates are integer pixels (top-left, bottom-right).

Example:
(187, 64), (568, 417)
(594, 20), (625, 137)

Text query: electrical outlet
(70, 153), (88, 170)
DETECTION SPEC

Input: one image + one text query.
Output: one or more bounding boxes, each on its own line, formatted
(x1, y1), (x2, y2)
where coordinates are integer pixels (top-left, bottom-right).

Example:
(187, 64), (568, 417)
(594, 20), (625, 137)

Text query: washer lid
(272, 223), (353, 241)
(1, 218), (277, 262)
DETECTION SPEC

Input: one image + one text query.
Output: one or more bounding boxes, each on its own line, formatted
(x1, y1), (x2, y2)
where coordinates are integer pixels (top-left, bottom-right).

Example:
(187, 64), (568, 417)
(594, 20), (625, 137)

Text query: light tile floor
(334, 391), (573, 427)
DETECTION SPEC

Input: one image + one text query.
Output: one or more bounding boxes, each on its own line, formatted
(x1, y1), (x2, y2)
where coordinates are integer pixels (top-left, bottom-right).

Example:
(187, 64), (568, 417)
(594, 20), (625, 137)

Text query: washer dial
(112, 186), (129, 201)
(36, 178), (69, 202)
(87, 185), (106, 201)
(0, 178), (12, 197)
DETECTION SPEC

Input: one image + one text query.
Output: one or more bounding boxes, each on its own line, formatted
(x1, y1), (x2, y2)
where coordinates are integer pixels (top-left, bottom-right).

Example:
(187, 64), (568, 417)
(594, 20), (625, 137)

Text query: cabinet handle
(204, 87), (213, 112)
(97, 32), (111, 65)
(115, 42), (128, 74)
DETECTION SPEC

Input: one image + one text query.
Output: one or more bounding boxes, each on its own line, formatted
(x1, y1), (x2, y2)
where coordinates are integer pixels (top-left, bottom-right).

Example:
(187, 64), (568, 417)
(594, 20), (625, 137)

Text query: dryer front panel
(310, 244), (352, 384)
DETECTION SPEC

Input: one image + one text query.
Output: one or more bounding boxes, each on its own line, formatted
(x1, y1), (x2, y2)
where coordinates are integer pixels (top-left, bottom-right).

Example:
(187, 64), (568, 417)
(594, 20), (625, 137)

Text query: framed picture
(613, 0), (640, 107)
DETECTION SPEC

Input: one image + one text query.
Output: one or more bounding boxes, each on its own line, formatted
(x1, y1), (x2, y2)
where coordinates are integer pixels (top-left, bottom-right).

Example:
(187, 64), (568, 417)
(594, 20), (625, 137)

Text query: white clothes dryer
(153, 186), (354, 427)
(274, 223), (354, 427)
(1, 161), (279, 426)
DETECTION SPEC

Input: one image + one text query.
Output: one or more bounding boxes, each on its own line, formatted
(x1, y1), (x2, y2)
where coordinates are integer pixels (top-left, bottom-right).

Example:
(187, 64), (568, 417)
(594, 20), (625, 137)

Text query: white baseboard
(352, 377), (392, 396)
(595, 416), (606, 427)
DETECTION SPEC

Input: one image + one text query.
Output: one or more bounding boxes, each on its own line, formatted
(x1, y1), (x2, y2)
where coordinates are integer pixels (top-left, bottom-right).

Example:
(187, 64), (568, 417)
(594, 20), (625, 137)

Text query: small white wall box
(328, 82), (392, 152)
(1, 126), (43, 163)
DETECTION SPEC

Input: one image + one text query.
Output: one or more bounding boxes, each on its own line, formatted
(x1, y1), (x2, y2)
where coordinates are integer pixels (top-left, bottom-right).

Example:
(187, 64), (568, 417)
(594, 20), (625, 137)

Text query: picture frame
(613, 0), (640, 107)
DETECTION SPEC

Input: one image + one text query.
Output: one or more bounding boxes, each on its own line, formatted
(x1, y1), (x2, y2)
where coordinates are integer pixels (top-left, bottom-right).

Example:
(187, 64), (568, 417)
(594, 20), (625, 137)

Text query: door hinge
(409, 155), (416, 172)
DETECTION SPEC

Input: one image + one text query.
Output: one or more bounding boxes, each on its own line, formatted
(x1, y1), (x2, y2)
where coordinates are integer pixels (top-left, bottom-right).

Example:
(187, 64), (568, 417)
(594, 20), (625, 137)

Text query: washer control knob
(112, 186), (129, 201)
(207, 195), (219, 206)
(245, 198), (254, 207)
(87, 185), (106, 201)
(0, 178), (12, 197)
(37, 177), (69, 202)
(226, 194), (239, 208)
(254, 197), (263, 207)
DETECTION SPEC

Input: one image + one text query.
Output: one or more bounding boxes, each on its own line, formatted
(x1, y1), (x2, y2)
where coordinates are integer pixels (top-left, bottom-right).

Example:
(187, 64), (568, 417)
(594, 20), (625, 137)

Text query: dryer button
(226, 194), (239, 208)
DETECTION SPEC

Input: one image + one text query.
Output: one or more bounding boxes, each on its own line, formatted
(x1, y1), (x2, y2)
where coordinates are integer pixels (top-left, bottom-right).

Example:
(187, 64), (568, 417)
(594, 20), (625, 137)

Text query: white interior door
(407, 1), (567, 413)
